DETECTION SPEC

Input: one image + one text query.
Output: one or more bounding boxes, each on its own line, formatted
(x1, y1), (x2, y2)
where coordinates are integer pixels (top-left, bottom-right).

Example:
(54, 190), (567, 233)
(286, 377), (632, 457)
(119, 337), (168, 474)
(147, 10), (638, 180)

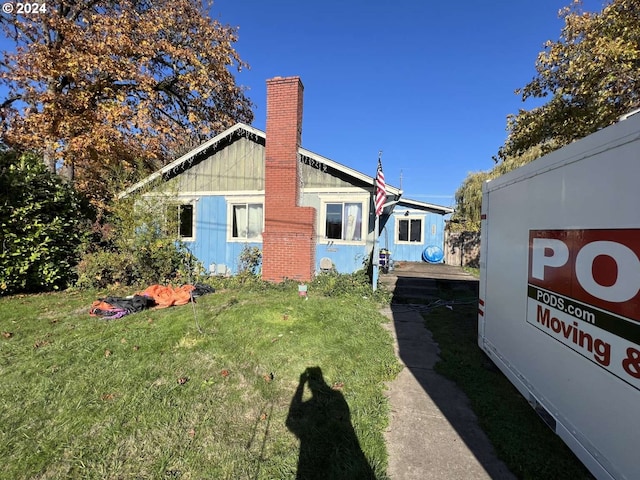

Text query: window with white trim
(325, 202), (363, 241)
(397, 217), (423, 243)
(231, 202), (263, 240)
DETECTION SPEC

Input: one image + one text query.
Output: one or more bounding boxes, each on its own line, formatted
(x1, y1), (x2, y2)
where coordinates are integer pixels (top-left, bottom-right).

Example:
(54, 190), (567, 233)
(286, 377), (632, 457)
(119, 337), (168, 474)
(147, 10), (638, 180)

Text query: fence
(444, 230), (480, 267)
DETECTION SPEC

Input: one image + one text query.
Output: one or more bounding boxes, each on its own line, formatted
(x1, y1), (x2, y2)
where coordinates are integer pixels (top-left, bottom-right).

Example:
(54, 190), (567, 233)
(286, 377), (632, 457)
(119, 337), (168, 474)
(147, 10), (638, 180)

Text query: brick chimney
(262, 76), (316, 282)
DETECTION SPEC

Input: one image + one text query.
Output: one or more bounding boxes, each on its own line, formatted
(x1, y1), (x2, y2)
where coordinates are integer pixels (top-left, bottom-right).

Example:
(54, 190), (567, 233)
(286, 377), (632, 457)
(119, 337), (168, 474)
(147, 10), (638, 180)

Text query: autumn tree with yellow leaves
(0, 0), (253, 206)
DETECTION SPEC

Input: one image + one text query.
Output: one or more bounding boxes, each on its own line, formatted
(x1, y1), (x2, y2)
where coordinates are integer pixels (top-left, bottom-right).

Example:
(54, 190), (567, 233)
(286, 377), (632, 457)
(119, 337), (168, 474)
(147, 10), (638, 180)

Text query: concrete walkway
(380, 263), (515, 480)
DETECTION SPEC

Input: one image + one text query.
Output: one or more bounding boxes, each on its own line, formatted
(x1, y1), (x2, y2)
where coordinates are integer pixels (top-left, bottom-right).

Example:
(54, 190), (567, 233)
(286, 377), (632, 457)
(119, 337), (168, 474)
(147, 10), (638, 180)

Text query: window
(232, 203), (263, 240)
(167, 203), (194, 239)
(397, 217), (422, 243)
(325, 202), (363, 241)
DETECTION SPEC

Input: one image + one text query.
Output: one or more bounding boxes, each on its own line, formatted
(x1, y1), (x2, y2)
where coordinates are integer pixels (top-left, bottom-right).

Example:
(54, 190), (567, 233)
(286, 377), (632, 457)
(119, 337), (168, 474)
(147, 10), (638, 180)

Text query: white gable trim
(117, 122), (451, 217)
(397, 198), (453, 215)
(118, 123), (263, 199)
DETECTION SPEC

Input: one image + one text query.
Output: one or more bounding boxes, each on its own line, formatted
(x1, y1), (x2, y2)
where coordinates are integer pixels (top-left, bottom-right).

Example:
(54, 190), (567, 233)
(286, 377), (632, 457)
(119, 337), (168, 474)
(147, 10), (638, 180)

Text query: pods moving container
(478, 111), (640, 480)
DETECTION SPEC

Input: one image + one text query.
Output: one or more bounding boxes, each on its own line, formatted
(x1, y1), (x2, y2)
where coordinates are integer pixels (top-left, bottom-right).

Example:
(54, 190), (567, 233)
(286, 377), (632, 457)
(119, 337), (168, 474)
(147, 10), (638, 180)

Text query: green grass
(462, 266), (479, 277)
(422, 282), (595, 480)
(0, 285), (400, 479)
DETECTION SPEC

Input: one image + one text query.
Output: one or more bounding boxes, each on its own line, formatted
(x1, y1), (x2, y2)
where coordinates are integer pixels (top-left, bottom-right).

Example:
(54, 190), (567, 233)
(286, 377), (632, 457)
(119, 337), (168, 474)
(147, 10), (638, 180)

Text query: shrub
(75, 193), (204, 289)
(75, 251), (135, 289)
(238, 245), (262, 274)
(310, 269), (391, 303)
(128, 222), (202, 285)
(0, 151), (91, 294)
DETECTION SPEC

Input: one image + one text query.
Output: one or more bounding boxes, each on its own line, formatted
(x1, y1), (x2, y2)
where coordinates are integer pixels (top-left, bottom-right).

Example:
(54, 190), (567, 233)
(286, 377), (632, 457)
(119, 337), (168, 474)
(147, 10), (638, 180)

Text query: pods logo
(528, 230), (640, 322)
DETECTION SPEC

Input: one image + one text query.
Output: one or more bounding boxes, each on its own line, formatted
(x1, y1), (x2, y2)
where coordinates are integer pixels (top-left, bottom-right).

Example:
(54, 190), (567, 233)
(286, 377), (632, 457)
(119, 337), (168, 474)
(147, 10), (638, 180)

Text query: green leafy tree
(452, 146), (544, 231)
(454, 0), (640, 227)
(0, 149), (91, 294)
(450, 171), (491, 232)
(498, 0), (640, 161)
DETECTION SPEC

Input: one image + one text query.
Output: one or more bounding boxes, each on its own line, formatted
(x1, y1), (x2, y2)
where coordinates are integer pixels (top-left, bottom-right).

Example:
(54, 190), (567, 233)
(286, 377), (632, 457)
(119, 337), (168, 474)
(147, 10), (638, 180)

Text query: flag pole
(372, 151), (383, 292)
(373, 213), (379, 291)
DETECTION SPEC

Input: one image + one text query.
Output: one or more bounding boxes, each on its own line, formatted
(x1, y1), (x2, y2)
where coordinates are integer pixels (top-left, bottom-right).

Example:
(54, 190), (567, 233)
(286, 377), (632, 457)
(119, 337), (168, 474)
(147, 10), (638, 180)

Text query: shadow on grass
(286, 366), (376, 480)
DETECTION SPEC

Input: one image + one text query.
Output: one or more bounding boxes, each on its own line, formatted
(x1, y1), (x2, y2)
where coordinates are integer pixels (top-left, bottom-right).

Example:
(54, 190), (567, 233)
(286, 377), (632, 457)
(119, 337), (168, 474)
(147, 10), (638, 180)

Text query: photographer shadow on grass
(286, 366), (376, 480)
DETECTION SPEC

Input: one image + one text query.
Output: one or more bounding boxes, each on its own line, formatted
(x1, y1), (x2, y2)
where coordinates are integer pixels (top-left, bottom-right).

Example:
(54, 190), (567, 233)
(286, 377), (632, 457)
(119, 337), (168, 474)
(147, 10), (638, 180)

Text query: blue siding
(180, 196), (447, 275)
(315, 244), (369, 274)
(182, 196), (262, 275)
(384, 211), (446, 263)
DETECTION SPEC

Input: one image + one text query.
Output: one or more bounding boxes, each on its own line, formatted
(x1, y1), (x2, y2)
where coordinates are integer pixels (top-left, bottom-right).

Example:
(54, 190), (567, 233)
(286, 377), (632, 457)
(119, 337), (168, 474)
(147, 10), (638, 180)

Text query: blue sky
(0, 0), (604, 208)
(211, 0), (604, 207)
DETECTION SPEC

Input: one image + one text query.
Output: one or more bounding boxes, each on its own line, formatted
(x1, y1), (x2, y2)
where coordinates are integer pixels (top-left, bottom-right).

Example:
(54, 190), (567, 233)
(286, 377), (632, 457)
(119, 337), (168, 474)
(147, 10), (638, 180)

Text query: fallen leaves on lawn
(33, 340), (50, 349)
(177, 376), (189, 385)
(260, 412), (268, 421)
(332, 382), (345, 390)
(221, 369), (230, 378)
(101, 393), (117, 401)
(263, 372), (275, 383)
(2, 331), (12, 338)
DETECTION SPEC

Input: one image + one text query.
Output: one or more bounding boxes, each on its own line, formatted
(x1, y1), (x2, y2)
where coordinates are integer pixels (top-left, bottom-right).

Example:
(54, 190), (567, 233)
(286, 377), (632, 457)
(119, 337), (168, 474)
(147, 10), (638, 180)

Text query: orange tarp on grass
(137, 284), (195, 308)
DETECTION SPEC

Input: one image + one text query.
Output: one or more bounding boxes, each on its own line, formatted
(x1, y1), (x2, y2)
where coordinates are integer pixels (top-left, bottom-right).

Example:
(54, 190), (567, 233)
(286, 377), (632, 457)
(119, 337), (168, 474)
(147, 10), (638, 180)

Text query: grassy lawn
(423, 280), (595, 480)
(0, 282), (400, 479)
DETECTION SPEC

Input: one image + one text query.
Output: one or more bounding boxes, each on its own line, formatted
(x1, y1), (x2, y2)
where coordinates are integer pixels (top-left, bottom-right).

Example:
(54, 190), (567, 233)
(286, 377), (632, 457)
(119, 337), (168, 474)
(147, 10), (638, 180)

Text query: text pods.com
(527, 229), (640, 390)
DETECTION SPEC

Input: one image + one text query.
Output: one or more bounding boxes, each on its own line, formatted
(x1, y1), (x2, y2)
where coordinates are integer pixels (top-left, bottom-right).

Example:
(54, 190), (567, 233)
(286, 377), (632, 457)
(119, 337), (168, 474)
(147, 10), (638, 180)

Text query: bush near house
(76, 196), (203, 289)
(0, 151), (91, 294)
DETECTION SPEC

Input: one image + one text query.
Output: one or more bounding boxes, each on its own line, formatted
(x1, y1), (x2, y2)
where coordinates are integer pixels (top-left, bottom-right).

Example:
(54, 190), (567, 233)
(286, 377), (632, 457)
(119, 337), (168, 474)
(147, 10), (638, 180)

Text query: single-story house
(120, 76), (453, 282)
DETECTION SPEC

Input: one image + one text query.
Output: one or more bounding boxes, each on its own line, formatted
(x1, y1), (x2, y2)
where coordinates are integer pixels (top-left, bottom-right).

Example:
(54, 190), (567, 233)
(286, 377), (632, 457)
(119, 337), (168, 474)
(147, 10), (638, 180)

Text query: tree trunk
(43, 144), (57, 173)
(59, 160), (75, 182)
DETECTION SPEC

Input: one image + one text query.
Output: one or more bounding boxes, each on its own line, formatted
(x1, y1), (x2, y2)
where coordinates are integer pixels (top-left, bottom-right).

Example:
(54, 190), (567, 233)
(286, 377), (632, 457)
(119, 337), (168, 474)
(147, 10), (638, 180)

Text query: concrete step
(379, 263), (478, 303)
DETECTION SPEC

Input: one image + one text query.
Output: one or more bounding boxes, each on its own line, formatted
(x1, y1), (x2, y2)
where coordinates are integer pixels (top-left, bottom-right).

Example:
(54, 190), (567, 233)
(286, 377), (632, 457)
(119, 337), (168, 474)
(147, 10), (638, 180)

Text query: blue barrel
(422, 245), (444, 263)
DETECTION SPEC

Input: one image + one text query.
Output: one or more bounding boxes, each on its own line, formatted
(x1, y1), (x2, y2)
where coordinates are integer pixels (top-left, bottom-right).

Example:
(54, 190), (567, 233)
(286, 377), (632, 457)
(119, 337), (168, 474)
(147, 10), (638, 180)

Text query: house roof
(118, 122), (453, 215)
(118, 123), (260, 199)
(397, 198), (453, 215)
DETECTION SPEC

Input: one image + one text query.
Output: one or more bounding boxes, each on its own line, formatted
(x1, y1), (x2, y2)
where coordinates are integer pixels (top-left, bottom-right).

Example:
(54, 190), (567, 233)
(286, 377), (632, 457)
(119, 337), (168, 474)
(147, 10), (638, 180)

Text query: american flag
(375, 158), (386, 217)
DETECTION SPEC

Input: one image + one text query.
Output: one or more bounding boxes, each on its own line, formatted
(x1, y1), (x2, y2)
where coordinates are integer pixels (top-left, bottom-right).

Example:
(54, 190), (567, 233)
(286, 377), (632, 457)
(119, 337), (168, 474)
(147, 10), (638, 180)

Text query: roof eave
(119, 122), (410, 200)
(117, 123), (263, 199)
(298, 147), (402, 195)
(398, 198), (454, 215)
